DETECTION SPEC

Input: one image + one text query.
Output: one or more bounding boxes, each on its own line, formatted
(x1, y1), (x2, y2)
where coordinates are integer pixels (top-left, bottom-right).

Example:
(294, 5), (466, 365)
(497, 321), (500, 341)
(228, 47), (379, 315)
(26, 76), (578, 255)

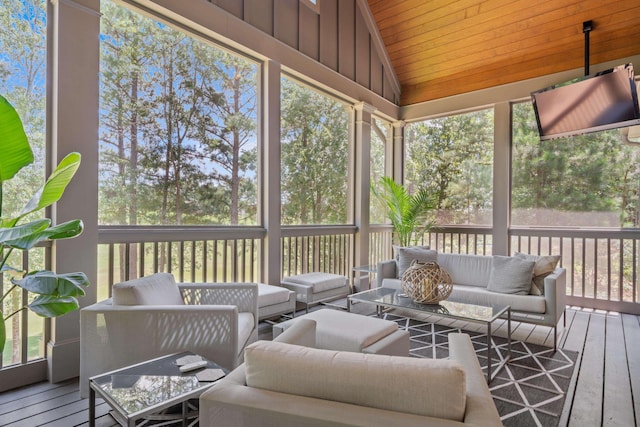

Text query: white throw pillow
(245, 340), (467, 421)
(486, 255), (536, 295)
(112, 272), (184, 305)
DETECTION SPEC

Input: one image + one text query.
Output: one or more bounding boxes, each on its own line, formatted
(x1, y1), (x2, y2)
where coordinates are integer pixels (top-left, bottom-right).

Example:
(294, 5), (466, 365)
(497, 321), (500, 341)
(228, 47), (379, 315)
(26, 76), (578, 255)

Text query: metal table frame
(348, 288), (512, 382)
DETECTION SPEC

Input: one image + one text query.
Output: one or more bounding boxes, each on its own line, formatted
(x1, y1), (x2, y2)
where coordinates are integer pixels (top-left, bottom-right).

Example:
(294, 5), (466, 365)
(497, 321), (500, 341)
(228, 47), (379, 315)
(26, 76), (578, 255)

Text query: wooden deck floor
(0, 307), (638, 427)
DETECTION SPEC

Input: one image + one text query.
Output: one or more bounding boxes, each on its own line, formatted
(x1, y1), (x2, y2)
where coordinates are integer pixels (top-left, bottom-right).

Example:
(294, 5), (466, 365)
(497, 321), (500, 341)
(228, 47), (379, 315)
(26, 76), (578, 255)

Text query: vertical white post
(353, 102), (376, 291)
(392, 120), (405, 183)
(493, 102), (511, 255)
(263, 60), (282, 285)
(48, 0), (100, 382)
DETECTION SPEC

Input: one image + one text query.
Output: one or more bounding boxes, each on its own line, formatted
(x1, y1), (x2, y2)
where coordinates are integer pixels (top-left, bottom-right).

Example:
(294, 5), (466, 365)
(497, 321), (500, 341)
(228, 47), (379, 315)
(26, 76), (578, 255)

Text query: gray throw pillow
(514, 253), (561, 295)
(486, 255), (536, 295)
(393, 245), (430, 261)
(397, 247), (438, 278)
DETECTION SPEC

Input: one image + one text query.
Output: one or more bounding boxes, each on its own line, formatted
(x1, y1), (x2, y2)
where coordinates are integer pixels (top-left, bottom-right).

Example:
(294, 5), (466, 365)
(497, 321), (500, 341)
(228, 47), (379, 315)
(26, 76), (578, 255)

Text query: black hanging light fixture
(583, 20), (593, 76)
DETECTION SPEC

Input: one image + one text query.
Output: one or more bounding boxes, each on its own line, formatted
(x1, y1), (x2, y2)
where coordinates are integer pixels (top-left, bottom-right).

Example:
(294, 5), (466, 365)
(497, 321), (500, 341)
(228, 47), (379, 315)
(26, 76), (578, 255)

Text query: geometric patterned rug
(383, 313), (579, 427)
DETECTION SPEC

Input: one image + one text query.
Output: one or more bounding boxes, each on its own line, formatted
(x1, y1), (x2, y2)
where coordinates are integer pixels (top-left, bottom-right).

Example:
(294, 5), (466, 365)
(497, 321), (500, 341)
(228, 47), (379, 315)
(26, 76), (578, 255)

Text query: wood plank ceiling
(367, 0), (640, 106)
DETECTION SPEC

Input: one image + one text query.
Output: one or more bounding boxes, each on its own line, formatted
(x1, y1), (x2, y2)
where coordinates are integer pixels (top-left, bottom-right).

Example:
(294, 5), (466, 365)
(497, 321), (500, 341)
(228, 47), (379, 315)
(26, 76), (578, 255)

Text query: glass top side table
(89, 352), (227, 427)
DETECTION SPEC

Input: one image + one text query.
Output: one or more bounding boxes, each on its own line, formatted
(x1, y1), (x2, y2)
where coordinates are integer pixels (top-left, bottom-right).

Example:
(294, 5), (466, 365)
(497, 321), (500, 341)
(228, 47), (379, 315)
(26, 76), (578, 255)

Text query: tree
(280, 78), (349, 225)
(405, 109), (493, 225)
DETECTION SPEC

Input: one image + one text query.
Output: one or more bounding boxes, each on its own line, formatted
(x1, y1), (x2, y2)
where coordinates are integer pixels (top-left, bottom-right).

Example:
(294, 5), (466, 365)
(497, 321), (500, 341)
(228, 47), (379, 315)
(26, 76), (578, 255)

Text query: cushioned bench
(257, 283), (296, 321)
(272, 308), (409, 356)
(281, 272), (350, 313)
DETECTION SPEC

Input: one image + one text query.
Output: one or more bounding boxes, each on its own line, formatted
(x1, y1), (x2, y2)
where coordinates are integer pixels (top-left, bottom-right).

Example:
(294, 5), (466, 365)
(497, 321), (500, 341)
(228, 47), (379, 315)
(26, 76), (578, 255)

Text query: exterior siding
(207, 0), (400, 104)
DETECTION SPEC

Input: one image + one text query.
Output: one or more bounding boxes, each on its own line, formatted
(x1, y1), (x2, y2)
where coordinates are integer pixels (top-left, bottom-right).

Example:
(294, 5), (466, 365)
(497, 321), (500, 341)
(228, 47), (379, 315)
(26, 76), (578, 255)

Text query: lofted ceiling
(366, 0), (640, 106)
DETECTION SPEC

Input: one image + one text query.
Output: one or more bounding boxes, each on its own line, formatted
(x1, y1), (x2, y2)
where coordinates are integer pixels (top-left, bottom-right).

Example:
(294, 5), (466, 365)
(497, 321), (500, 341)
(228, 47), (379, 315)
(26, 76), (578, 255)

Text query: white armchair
(79, 273), (258, 398)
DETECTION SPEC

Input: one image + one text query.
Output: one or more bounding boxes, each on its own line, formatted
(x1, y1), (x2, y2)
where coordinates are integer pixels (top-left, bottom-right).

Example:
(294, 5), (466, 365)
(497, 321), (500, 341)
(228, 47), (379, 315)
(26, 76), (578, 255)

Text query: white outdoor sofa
(377, 251), (566, 349)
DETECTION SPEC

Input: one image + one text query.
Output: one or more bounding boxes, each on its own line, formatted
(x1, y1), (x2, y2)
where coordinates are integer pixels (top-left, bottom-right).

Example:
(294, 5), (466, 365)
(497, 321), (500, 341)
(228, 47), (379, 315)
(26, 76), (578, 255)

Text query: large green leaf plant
(0, 95), (89, 353)
(372, 176), (436, 247)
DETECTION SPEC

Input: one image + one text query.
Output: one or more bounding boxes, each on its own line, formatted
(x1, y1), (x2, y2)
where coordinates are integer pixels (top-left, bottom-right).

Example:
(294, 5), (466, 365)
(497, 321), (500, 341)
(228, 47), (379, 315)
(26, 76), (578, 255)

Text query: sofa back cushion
(244, 340), (466, 421)
(437, 253), (493, 287)
(397, 247), (438, 278)
(112, 272), (184, 305)
(486, 255), (536, 295)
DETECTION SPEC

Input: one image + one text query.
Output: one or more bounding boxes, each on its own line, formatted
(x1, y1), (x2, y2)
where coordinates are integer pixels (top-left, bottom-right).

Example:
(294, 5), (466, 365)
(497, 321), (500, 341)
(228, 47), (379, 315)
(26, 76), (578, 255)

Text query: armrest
(544, 267), (567, 323)
(376, 259), (397, 287)
(273, 318), (317, 347)
(448, 333), (502, 426)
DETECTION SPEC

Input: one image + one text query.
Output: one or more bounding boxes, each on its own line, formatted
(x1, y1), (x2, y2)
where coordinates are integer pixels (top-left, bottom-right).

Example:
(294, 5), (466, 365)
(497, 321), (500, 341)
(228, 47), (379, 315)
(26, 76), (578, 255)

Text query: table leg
(507, 308), (512, 359)
(89, 386), (96, 427)
(182, 401), (187, 427)
(487, 321), (492, 383)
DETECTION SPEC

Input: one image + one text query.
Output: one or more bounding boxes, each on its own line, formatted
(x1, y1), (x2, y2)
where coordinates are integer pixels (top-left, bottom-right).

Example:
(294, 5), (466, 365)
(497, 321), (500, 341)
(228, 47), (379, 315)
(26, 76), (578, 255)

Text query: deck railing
(281, 226), (355, 278)
(1, 245), (49, 369)
(3, 224), (640, 375)
(510, 227), (640, 314)
(97, 226), (266, 300)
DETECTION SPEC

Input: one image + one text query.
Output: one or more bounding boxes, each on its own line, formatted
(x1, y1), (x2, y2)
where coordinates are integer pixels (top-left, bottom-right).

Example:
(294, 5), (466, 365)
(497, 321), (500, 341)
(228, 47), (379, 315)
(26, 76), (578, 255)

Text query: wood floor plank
(569, 312), (606, 427)
(1, 388), (80, 425)
(621, 313), (640, 426)
(0, 382), (79, 415)
(603, 313), (635, 426)
(562, 309), (590, 352)
(44, 401), (114, 427)
(0, 378), (76, 406)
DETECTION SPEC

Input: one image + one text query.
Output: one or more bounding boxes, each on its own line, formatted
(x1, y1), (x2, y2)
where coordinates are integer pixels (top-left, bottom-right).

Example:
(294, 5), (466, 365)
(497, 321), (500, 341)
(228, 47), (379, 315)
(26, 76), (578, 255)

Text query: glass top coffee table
(89, 352), (228, 427)
(348, 287), (511, 382)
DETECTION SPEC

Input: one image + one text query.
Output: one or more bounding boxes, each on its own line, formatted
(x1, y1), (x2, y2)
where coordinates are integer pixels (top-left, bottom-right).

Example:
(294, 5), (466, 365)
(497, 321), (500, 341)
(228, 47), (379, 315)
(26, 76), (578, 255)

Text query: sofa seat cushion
(283, 272), (347, 293)
(449, 285), (546, 314)
(293, 309), (399, 352)
(244, 340), (467, 421)
(437, 253), (493, 288)
(237, 312), (256, 352)
(112, 272), (184, 306)
(257, 283), (291, 307)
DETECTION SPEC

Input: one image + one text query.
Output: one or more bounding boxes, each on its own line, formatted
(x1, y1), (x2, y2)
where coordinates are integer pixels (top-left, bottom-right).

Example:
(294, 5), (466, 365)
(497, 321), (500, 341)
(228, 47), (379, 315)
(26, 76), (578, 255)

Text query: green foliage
(99, 0), (258, 227)
(405, 109), (494, 225)
(511, 102), (640, 227)
(280, 77), (349, 225)
(371, 176), (436, 246)
(0, 95), (89, 353)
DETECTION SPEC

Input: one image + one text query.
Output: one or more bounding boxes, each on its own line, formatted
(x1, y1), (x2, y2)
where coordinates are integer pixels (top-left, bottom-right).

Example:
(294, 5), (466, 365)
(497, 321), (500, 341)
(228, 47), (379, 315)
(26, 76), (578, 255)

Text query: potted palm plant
(371, 176), (436, 247)
(0, 94), (89, 353)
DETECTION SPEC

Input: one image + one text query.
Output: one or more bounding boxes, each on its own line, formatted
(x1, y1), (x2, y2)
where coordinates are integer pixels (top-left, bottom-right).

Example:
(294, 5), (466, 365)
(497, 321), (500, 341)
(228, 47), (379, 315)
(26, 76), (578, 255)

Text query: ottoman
(257, 283), (296, 321)
(281, 272), (350, 313)
(272, 309), (410, 356)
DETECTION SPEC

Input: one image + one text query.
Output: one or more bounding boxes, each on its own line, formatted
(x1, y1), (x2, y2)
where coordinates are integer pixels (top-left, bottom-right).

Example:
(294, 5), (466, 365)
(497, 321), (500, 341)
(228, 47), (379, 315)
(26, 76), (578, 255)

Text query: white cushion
(397, 247), (438, 278)
(450, 285), (547, 313)
(289, 309), (398, 351)
(244, 340), (466, 421)
(257, 283), (291, 307)
(283, 272), (347, 293)
(112, 272), (184, 305)
(486, 256), (536, 295)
